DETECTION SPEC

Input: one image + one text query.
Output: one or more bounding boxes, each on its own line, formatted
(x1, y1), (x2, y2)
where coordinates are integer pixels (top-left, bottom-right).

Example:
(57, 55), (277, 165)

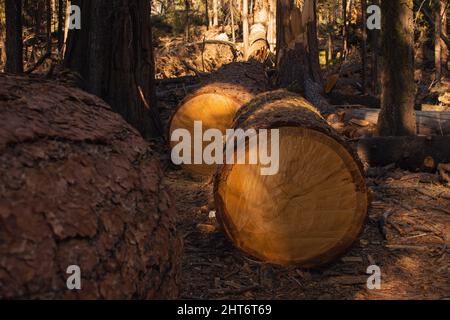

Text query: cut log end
(169, 92), (241, 175)
(214, 90), (368, 267)
(215, 127), (367, 266)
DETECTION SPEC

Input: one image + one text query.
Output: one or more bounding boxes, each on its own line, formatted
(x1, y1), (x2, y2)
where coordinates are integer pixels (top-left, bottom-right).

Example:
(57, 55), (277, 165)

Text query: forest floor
(157, 76), (450, 301)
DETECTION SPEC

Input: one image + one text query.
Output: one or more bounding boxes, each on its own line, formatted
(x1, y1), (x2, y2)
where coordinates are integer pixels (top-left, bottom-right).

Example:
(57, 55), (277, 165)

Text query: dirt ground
(157, 78), (450, 300)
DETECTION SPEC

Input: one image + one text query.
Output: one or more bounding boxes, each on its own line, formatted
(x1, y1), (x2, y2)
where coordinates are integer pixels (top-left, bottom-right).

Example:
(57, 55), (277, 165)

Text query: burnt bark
(64, 0), (162, 139)
(377, 0), (416, 136)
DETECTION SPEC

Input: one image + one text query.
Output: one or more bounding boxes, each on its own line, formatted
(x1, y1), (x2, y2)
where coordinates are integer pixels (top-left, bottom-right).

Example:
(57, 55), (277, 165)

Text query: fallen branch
(25, 51), (51, 74)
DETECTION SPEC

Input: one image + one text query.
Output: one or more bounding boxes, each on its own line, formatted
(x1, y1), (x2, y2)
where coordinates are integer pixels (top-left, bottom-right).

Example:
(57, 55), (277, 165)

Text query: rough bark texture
(64, 0), (162, 139)
(214, 90), (368, 266)
(5, 0), (23, 73)
(378, 0), (417, 136)
(276, 0), (331, 113)
(0, 75), (181, 299)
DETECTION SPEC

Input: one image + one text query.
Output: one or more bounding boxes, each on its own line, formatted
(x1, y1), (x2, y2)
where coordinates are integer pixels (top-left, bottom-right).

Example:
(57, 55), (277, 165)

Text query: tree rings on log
(214, 90), (368, 266)
(168, 61), (269, 175)
(0, 75), (181, 299)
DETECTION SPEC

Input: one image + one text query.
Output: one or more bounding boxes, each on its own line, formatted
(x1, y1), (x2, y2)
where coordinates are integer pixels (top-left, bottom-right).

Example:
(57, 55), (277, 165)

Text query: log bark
(214, 90), (368, 266)
(0, 75), (181, 299)
(358, 136), (450, 170)
(168, 61), (269, 175)
(338, 107), (450, 136)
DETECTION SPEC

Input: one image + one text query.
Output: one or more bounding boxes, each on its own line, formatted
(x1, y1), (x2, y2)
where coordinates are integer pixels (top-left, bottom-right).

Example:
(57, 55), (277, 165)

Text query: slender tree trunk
(243, 0), (249, 57)
(64, 0), (162, 138)
(378, 0), (416, 136)
(342, 0), (348, 60)
(327, 33), (333, 65)
(442, 0), (449, 74)
(371, 0), (380, 94)
(46, 0), (52, 54)
(360, 0), (367, 93)
(5, 0), (23, 73)
(435, 0), (442, 82)
(58, 0), (64, 51)
(267, 0), (276, 52)
(184, 0), (190, 42)
(213, 0), (219, 26)
(205, 0), (210, 29)
(230, 0), (236, 43)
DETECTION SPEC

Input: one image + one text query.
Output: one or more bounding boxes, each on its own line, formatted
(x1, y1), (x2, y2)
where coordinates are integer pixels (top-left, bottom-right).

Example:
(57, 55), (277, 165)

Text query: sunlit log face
(169, 92), (240, 175)
(216, 127), (368, 266)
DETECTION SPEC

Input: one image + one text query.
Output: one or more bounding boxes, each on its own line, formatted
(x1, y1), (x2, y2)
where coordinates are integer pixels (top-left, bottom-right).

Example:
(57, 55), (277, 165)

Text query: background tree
(5, 0), (23, 73)
(378, 0), (416, 136)
(276, 0), (329, 111)
(64, 0), (162, 138)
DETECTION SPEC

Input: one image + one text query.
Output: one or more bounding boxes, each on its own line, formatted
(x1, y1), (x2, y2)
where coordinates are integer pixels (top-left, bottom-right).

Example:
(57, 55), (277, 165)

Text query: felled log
(358, 136), (450, 170)
(168, 61), (269, 175)
(247, 23), (269, 62)
(339, 107), (450, 136)
(214, 90), (368, 266)
(0, 75), (181, 299)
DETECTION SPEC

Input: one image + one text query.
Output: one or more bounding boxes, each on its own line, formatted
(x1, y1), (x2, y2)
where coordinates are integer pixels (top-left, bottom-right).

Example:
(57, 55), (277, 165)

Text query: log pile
(168, 61), (269, 175)
(0, 75), (181, 299)
(214, 90), (369, 266)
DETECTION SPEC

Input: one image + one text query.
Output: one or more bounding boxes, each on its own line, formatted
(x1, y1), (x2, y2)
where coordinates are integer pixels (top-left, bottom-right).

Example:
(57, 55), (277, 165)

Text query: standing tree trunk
(213, 0), (219, 26)
(378, 0), (416, 136)
(276, 0), (329, 112)
(442, 0), (449, 74)
(342, 0), (347, 59)
(57, 0), (64, 52)
(360, 0), (367, 93)
(205, 0), (210, 29)
(184, 0), (190, 42)
(5, 0), (23, 74)
(230, 1), (236, 43)
(64, 0), (162, 139)
(243, 0), (250, 57)
(371, 0), (380, 94)
(267, 0), (276, 52)
(435, 0), (442, 82)
(46, 0), (52, 54)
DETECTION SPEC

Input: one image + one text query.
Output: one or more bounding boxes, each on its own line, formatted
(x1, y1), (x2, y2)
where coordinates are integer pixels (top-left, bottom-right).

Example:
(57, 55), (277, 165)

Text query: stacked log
(168, 61), (269, 175)
(214, 90), (368, 266)
(0, 75), (181, 299)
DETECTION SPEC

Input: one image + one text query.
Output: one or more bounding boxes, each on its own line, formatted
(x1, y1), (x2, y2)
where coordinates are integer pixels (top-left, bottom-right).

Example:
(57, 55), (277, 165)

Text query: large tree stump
(214, 90), (368, 266)
(168, 61), (269, 175)
(0, 75), (181, 299)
